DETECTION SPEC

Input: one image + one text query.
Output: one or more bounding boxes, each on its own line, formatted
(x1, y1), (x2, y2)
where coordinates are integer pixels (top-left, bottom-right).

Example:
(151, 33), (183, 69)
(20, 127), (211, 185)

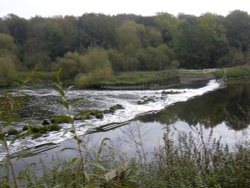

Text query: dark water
(140, 83), (250, 130)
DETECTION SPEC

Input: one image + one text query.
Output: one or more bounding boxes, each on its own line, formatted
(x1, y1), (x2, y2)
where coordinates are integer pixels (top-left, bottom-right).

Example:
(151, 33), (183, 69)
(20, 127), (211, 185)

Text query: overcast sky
(0, 0), (250, 18)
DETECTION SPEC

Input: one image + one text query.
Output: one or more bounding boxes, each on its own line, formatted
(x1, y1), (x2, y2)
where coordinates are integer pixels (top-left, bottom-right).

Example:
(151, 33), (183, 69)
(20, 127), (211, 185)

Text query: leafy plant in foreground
(51, 70), (113, 187)
(0, 91), (21, 188)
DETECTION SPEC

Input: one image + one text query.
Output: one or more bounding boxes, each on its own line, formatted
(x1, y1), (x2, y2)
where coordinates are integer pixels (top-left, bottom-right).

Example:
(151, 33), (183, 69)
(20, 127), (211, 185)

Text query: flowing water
(0, 79), (249, 164)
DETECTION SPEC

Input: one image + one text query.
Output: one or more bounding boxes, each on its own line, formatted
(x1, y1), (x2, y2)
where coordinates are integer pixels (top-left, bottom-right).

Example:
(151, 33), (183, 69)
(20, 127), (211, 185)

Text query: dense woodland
(0, 10), (250, 87)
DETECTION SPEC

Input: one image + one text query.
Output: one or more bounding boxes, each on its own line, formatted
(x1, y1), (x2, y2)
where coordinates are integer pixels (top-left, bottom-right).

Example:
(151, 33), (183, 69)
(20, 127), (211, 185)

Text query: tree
(0, 56), (17, 86)
(5, 14), (28, 45)
(76, 48), (113, 87)
(142, 27), (163, 47)
(218, 47), (244, 67)
(0, 34), (18, 86)
(77, 14), (117, 51)
(56, 52), (81, 80)
(176, 15), (201, 68)
(60, 16), (79, 52)
(23, 16), (51, 69)
(177, 13), (229, 68)
(0, 33), (18, 56)
(154, 13), (180, 47)
(108, 50), (127, 72)
(137, 44), (173, 70)
(197, 13), (229, 68)
(116, 21), (146, 56)
(46, 22), (65, 60)
(224, 10), (250, 52)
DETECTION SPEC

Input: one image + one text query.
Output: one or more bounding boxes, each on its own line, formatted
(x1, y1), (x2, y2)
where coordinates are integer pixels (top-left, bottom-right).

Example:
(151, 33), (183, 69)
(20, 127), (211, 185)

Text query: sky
(0, 0), (250, 19)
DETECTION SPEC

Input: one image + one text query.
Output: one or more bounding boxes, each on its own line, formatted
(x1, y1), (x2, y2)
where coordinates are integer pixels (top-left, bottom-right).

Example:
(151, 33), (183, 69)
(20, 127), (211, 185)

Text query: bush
(0, 56), (17, 86)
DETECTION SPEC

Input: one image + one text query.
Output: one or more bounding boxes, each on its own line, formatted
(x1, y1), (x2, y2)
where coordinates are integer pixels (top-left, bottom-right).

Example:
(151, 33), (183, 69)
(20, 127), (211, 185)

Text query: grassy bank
(1, 66), (250, 89)
(97, 69), (179, 86)
(215, 65), (250, 80)
(98, 66), (250, 88)
(0, 71), (57, 88)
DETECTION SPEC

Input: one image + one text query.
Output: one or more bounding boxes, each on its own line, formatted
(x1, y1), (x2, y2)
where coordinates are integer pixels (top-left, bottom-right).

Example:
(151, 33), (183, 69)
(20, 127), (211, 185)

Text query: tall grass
(133, 126), (250, 188)
(1, 120), (250, 187)
(3, 125), (247, 188)
(215, 65), (250, 80)
(98, 70), (178, 86)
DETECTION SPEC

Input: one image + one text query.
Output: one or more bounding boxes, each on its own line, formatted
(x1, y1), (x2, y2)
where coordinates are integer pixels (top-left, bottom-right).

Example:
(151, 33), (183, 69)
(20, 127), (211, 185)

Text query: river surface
(0, 79), (249, 169)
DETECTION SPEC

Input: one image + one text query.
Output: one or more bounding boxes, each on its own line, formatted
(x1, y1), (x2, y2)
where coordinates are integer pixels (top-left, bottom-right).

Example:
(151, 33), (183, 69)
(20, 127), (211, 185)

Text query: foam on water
(0, 80), (221, 161)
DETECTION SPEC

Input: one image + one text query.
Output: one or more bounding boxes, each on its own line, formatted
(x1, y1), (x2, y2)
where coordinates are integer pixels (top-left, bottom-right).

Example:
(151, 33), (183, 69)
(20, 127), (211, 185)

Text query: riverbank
(97, 66), (250, 89)
(1, 66), (250, 89)
(95, 69), (216, 90)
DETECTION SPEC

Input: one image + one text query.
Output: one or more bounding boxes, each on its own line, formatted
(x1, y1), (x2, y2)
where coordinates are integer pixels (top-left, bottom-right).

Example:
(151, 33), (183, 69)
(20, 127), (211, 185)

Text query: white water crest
(0, 79), (222, 161)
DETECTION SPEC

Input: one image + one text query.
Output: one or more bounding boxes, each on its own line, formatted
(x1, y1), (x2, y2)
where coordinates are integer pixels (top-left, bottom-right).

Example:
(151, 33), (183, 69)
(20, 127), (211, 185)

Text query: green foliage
(109, 104), (124, 113)
(74, 73), (92, 88)
(143, 27), (163, 47)
(0, 33), (20, 87)
(1, 124), (62, 140)
(130, 128), (250, 188)
(99, 70), (178, 86)
(75, 48), (113, 88)
(116, 21), (145, 56)
(31, 133), (42, 139)
(215, 65), (250, 79)
(177, 13), (229, 68)
(79, 48), (112, 73)
(46, 22), (65, 59)
(0, 33), (18, 55)
(51, 115), (74, 124)
(77, 13), (117, 49)
(7, 128), (19, 135)
(0, 131), (4, 140)
(56, 52), (80, 80)
(0, 91), (23, 188)
(218, 47), (245, 67)
(224, 10), (250, 52)
(137, 44), (174, 70)
(49, 124), (61, 131)
(0, 11), (250, 87)
(108, 50), (127, 72)
(154, 13), (180, 46)
(75, 109), (104, 120)
(0, 56), (17, 86)
(5, 14), (28, 45)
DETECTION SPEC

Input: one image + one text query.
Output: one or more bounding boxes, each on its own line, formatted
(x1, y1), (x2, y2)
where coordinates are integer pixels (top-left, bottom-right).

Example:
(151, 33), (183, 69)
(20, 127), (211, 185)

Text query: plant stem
(4, 139), (18, 188)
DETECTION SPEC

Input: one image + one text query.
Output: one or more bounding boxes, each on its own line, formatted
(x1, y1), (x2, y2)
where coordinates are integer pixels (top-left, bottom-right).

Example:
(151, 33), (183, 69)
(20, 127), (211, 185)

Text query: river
(0, 79), (249, 175)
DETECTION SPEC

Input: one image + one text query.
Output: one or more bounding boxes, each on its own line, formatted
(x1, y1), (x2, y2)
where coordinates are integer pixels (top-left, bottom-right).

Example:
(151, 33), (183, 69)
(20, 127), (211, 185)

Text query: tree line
(0, 10), (250, 86)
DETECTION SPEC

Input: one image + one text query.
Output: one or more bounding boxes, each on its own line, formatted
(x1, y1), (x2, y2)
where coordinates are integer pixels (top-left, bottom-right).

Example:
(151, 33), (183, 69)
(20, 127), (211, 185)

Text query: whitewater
(0, 79), (222, 161)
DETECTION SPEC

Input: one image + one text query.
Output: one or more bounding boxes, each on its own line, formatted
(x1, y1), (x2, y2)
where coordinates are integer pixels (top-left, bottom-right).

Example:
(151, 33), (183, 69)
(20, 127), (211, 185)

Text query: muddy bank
(179, 73), (216, 84)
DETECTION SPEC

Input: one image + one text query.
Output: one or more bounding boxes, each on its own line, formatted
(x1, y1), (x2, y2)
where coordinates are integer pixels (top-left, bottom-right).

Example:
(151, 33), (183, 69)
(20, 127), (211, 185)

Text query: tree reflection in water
(141, 83), (250, 130)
